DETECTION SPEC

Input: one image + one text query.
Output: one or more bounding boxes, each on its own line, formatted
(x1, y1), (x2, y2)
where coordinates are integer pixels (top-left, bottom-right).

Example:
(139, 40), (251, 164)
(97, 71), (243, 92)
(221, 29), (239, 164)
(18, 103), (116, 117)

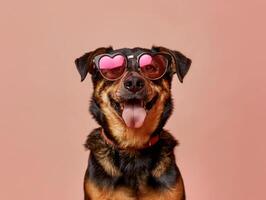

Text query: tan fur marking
(151, 155), (171, 178)
(85, 180), (106, 199)
(85, 179), (135, 200)
(101, 85), (126, 139)
(94, 80), (105, 100)
(97, 155), (121, 177)
(139, 176), (185, 200)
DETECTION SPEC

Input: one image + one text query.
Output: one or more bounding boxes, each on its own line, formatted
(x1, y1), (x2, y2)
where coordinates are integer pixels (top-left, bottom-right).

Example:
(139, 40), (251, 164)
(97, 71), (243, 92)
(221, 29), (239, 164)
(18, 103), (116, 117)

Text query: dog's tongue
(122, 102), (146, 128)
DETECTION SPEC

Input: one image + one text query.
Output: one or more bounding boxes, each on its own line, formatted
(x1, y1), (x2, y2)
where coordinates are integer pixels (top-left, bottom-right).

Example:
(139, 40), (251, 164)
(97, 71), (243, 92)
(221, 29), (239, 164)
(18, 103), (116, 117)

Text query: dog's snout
(124, 75), (145, 93)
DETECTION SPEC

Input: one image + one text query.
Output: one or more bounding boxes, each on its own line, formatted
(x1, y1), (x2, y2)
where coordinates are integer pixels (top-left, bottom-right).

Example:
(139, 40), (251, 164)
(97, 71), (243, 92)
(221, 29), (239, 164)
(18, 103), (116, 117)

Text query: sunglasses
(93, 52), (171, 81)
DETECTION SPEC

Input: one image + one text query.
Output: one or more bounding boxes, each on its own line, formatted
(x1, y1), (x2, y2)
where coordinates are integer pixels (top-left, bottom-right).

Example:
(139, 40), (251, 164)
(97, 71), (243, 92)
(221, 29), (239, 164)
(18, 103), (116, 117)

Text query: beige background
(1, 0), (266, 199)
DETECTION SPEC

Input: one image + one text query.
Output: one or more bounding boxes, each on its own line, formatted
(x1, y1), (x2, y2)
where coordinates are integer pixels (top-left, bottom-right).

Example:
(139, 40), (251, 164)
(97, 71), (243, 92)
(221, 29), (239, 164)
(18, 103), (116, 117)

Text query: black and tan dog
(75, 46), (191, 200)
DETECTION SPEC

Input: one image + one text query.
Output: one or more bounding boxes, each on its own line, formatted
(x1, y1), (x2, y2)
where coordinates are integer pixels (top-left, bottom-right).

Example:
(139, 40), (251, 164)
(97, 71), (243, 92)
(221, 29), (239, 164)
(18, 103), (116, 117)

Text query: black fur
(173, 50), (191, 82)
(75, 52), (91, 81)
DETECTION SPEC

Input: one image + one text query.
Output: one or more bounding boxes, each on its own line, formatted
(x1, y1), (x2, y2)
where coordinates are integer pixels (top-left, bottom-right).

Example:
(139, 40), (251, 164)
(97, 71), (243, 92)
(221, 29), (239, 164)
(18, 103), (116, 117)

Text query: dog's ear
(151, 46), (191, 83)
(75, 46), (113, 81)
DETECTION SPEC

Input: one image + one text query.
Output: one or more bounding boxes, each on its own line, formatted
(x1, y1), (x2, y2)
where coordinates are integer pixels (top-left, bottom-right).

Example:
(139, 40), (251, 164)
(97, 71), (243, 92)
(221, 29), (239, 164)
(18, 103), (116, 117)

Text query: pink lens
(98, 55), (126, 80)
(139, 54), (152, 67)
(139, 54), (167, 79)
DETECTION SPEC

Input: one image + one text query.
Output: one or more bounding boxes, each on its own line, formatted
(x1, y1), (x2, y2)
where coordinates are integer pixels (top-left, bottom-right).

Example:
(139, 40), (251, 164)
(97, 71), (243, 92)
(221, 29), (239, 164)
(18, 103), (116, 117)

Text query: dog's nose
(124, 75), (145, 93)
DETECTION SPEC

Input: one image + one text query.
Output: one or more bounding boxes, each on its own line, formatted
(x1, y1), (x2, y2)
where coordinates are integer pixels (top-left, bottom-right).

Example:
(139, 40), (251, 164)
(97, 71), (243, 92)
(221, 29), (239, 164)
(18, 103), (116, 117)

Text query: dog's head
(75, 46), (191, 148)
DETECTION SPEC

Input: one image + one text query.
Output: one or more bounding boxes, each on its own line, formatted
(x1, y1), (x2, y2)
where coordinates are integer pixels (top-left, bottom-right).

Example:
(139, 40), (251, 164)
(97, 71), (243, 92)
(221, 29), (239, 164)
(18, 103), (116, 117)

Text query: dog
(75, 46), (191, 200)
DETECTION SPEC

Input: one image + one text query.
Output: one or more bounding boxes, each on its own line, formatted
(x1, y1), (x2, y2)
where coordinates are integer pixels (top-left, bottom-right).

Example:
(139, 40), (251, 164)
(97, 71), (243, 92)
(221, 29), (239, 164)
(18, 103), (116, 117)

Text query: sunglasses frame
(93, 52), (172, 81)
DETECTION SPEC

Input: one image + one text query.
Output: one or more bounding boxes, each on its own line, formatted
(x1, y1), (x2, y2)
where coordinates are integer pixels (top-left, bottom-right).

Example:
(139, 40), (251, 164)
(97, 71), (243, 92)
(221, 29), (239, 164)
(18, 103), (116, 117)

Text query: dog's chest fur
(84, 129), (184, 199)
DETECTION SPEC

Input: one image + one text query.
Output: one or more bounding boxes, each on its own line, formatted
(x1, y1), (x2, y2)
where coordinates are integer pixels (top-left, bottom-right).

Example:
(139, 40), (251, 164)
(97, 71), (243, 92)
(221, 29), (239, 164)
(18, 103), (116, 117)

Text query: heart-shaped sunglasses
(93, 52), (171, 81)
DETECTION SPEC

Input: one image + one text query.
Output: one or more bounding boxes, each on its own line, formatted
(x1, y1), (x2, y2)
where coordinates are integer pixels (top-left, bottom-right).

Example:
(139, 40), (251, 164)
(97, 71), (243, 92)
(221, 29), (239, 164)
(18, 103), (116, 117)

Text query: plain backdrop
(0, 0), (266, 199)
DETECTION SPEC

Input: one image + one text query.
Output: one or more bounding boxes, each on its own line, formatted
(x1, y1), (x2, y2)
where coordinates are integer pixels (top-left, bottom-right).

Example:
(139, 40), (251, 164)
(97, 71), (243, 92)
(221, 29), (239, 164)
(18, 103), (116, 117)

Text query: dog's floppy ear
(75, 46), (113, 81)
(152, 46), (191, 83)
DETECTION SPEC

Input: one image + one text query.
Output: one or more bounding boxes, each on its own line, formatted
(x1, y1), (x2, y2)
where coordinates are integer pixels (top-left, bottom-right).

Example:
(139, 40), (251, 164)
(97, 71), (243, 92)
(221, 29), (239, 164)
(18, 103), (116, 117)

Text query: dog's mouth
(110, 95), (158, 129)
